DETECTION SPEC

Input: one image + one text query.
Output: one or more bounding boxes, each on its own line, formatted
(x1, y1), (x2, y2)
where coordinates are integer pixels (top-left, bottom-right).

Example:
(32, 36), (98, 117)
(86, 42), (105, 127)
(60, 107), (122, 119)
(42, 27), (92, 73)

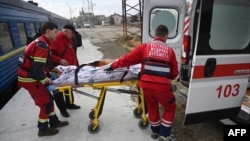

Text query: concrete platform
(0, 38), (153, 141)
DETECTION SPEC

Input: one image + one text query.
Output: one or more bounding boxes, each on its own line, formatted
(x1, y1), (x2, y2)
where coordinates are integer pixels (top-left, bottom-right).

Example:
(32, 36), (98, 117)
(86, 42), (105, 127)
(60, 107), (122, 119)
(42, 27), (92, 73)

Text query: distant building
(112, 13), (123, 25)
(77, 11), (123, 27)
(94, 15), (106, 25)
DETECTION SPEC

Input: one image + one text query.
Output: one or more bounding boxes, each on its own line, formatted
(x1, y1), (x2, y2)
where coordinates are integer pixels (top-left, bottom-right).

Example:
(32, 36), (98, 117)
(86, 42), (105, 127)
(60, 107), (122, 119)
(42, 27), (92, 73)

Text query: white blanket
(51, 63), (141, 86)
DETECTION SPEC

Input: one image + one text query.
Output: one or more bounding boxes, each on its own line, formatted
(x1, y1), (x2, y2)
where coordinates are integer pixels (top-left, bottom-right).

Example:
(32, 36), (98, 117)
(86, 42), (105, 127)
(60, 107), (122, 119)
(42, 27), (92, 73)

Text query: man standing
(17, 21), (69, 137)
(106, 25), (179, 141)
(50, 24), (80, 117)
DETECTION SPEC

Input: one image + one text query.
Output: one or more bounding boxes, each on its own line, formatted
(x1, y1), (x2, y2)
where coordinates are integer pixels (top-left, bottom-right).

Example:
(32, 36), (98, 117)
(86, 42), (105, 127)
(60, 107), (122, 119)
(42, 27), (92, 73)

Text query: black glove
(104, 66), (114, 73)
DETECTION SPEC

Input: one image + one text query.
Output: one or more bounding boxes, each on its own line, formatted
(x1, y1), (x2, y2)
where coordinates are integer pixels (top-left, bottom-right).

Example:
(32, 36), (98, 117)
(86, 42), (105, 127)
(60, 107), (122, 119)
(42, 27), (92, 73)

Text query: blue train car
(0, 0), (70, 109)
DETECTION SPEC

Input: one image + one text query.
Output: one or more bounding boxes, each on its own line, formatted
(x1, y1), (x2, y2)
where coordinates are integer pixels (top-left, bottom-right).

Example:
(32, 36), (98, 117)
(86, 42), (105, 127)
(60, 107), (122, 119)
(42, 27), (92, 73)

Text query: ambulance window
(197, 0), (250, 55)
(209, 3), (250, 50)
(150, 8), (178, 39)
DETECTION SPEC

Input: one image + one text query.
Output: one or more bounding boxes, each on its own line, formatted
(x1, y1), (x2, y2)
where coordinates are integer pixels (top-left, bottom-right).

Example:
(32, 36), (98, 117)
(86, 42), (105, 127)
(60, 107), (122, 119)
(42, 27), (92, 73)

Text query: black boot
(49, 114), (69, 129)
(38, 120), (59, 137)
(51, 121), (69, 129)
(38, 128), (59, 137)
(67, 104), (81, 109)
(60, 111), (70, 117)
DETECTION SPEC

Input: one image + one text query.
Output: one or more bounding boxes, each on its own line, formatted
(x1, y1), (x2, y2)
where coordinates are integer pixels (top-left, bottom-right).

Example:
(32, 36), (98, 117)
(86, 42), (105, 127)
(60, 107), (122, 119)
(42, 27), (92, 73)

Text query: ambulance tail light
(181, 35), (191, 64)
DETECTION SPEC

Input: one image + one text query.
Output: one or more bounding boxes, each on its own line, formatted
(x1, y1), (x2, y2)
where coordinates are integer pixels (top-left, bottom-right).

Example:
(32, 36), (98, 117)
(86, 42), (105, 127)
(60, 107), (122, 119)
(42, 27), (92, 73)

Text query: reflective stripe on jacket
(17, 35), (51, 85)
(143, 59), (171, 78)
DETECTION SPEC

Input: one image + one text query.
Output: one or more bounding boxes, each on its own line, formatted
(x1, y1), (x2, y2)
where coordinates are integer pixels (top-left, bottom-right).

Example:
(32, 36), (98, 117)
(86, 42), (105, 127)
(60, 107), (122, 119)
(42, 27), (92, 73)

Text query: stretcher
(51, 61), (149, 134)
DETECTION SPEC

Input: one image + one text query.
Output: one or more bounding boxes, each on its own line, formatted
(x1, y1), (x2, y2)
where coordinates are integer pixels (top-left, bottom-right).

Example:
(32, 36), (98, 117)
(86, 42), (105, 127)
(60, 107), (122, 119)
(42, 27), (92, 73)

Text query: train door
(142, 0), (186, 70)
(184, 0), (250, 125)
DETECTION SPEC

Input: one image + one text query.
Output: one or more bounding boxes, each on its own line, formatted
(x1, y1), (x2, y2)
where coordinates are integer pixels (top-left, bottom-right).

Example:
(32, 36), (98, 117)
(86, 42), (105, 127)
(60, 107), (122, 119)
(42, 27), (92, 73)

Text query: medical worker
(106, 25), (179, 141)
(50, 24), (80, 118)
(17, 21), (69, 137)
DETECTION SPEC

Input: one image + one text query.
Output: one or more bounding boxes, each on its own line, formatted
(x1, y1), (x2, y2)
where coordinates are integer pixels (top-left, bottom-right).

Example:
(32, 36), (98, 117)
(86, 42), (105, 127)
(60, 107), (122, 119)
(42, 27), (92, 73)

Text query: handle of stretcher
(107, 88), (140, 95)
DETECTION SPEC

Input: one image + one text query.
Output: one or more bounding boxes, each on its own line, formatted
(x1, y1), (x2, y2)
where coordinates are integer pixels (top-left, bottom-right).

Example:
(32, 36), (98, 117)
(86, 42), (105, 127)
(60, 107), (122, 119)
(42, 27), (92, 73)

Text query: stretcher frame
(56, 79), (149, 134)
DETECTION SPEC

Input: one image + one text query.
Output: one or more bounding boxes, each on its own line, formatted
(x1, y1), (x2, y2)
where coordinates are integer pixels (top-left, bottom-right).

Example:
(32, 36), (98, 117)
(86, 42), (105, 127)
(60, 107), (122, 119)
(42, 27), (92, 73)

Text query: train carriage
(0, 0), (70, 109)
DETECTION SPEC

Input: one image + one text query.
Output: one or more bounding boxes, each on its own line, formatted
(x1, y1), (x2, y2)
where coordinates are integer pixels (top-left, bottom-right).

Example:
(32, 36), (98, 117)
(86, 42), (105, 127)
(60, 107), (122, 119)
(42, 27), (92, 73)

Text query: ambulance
(142, 0), (250, 125)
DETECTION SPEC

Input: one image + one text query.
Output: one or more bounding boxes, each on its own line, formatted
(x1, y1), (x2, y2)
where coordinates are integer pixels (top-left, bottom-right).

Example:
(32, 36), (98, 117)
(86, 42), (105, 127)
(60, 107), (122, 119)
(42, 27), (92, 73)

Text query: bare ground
(92, 39), (224, 141)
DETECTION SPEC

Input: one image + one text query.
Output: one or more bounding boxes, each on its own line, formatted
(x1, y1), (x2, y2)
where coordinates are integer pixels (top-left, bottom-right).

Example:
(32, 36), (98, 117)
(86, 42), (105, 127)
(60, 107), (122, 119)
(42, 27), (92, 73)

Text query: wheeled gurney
(51, 61), (149, 133)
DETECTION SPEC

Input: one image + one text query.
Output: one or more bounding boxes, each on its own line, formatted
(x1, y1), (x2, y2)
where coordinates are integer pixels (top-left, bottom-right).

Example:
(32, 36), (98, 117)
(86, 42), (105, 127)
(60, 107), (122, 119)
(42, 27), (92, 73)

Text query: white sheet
(51, 63), (141, 86)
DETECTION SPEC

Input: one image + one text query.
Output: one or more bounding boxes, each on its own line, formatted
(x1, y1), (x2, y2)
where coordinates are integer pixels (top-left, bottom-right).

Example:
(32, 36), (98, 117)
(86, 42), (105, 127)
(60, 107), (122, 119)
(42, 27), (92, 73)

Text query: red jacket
(50, 31), (78, 66)
(17, 35), (51, 85)
(112, 38), (179, 91)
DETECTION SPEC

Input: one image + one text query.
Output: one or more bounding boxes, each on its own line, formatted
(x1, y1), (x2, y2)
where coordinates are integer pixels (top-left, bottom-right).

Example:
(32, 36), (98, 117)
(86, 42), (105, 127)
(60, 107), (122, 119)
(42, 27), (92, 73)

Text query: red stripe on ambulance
(192, 63), (250, 79)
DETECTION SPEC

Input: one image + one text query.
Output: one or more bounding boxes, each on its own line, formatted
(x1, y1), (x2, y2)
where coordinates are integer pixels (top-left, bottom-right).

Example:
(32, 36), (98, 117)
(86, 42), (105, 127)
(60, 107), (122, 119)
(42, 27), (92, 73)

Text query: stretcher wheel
(89, 111), (95, 120)
(88, 123), (100, 134)
(138, 119), (149, 129)
(133, 107), (142, 118)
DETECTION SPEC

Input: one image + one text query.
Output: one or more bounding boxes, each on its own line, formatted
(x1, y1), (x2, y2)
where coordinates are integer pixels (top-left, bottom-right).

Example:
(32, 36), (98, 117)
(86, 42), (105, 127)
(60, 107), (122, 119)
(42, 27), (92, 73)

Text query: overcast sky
(23, 0), (124, 19)
(23, 0), (191, 19)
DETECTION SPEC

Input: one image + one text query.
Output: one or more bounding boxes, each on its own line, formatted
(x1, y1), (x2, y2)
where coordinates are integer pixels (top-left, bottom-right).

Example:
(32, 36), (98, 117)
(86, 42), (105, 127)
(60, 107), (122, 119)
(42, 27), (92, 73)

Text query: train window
(150, 8), (178, 39)
(0, 23), (12, 55)
(35, 23), (41, 34)
(30, 23), (36, 36)
(17, 23), (27, 45)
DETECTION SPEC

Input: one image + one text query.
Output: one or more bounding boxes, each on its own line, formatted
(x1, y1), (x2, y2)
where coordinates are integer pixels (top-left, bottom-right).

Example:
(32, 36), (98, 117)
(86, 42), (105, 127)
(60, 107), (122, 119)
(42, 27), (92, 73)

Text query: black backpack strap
(119, 69), (129, 82)
(74, 63), (88, 85)
(37, 40), (48, 49)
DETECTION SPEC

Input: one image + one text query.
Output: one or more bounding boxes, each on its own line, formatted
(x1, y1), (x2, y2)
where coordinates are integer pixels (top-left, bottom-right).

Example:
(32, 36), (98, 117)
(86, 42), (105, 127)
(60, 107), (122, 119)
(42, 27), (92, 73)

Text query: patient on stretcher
(51, 59), (141, 86)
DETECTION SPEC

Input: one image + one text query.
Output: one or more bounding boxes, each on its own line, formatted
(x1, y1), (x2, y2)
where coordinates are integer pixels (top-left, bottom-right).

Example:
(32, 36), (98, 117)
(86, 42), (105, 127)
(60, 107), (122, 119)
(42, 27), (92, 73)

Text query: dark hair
(63, 24), (76, 33)
(41, 21), (58, 34)
(155, 25), (169, 37)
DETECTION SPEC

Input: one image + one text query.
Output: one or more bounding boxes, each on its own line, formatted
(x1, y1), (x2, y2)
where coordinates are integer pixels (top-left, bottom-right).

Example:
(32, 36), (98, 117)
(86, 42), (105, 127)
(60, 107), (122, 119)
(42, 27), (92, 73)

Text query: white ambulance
(142, 0), (250, 125)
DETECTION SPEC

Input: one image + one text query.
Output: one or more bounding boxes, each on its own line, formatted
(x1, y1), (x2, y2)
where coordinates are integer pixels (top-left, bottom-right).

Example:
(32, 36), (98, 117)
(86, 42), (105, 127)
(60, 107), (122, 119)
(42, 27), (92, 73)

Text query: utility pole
(87, 0), (95, 28)
(87, 0), (91, 25)
(81, 0), (85, 27)
(82, 7), (84, 27)
(90, 0), (95, 28)
(67, 3), (73, 20)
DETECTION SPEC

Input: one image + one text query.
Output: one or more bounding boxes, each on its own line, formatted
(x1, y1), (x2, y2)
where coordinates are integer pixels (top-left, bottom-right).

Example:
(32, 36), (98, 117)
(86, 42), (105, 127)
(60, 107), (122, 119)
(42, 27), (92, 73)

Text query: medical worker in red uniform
(17, 22), (69, 137)
(106, 25), (179, 141)
(50, 24), (80, 118)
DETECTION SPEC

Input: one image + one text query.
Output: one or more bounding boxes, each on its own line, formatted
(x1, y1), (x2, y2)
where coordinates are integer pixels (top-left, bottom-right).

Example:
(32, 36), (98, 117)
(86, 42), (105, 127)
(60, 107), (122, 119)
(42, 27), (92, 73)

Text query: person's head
(155, 25), (169, 42)
(41, 21), (58, 41)
(62, 24), (76, 39)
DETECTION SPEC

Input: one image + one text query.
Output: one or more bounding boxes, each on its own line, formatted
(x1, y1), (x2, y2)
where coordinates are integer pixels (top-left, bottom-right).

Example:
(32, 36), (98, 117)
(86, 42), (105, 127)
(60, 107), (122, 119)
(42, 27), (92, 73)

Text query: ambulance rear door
(142, 0), (186, 69)
(184, 0), (250, 125)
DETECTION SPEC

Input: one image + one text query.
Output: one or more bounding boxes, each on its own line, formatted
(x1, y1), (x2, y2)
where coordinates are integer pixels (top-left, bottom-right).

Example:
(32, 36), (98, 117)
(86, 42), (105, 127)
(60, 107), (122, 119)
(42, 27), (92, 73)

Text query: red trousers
(143, 87), (176, 127)
(18, 81), (55, 119)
